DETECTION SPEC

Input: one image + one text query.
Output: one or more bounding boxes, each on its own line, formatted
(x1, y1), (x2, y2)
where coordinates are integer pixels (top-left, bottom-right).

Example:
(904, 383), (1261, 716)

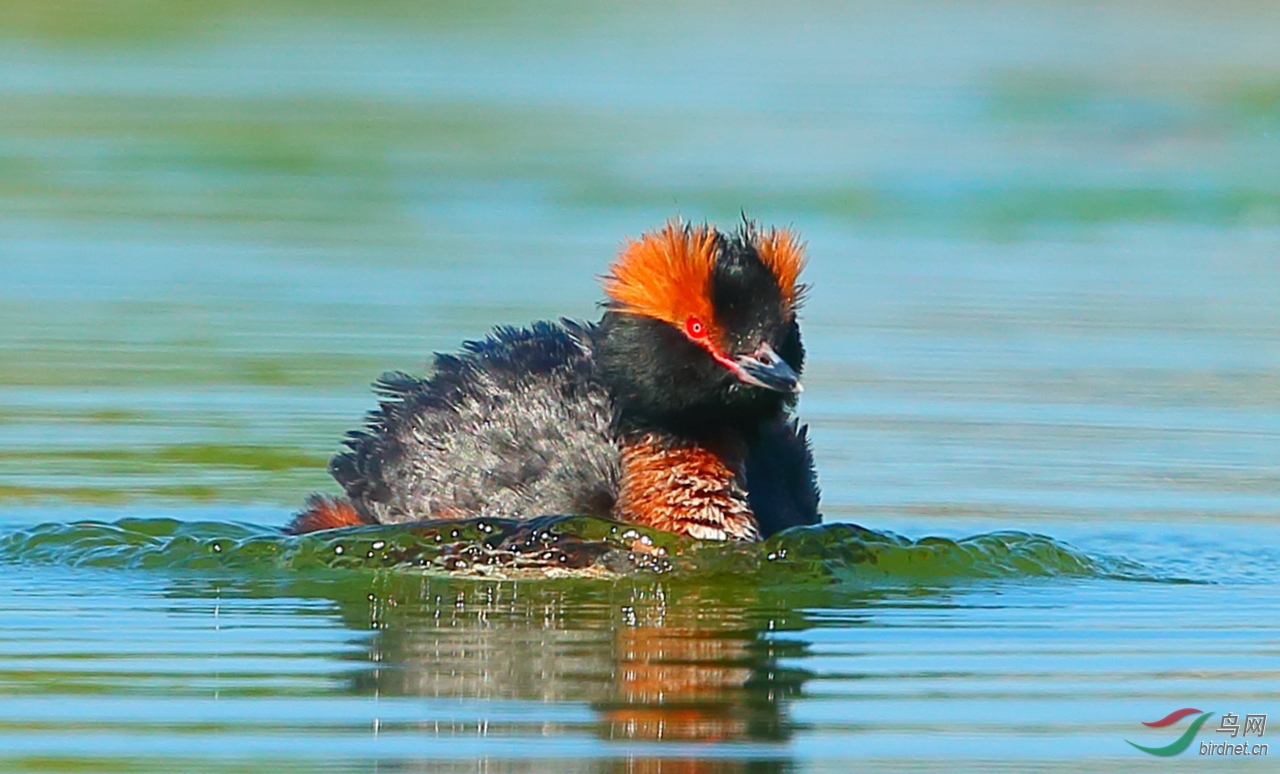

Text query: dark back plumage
(330, 321), (620, 525)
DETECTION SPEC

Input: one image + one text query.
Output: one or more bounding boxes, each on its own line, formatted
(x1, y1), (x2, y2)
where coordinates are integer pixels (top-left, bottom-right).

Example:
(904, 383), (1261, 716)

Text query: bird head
(596, 220), (808, 428)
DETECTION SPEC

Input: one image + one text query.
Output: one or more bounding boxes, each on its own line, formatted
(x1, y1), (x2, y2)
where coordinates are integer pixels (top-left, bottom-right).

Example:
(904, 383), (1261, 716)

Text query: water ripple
(0, 516), (1155, 585)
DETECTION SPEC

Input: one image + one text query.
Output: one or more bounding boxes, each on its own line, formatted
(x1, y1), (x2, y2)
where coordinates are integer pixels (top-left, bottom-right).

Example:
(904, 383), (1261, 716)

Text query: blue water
(1, 1), (1278, 771)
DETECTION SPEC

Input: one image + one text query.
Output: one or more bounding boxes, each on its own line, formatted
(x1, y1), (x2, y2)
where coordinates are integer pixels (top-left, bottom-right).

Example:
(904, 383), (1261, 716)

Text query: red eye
(685, 316), (706, 340)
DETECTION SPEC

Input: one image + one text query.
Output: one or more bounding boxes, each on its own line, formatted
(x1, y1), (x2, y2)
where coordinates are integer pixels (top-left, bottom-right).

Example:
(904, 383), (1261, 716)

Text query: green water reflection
(1, 1), (1279, 771)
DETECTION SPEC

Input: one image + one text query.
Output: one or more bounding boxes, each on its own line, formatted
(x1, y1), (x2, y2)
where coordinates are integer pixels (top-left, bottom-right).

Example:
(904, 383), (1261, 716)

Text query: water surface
(1, 1), (1278, 771)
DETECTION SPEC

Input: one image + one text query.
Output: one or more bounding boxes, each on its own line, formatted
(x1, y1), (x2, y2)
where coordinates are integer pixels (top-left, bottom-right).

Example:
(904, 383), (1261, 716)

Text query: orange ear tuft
(602, 221), (718, 328)
(753, 227), (808, 310)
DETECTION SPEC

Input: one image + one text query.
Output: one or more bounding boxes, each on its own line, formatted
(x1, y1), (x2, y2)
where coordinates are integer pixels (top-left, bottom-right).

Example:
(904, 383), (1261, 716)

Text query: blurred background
(2, 3), (1279, 772)
(2, 0), (1278, 528)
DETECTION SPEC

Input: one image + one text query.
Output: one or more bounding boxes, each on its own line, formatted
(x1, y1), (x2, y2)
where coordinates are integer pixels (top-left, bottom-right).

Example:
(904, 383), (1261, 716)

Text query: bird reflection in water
(602, 584), (801, 744)
(337, 572), (811, 753)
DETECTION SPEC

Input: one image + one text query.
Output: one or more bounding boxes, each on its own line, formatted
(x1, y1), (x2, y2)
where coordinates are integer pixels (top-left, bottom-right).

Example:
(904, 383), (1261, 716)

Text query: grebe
(289, 221), (820, 540)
